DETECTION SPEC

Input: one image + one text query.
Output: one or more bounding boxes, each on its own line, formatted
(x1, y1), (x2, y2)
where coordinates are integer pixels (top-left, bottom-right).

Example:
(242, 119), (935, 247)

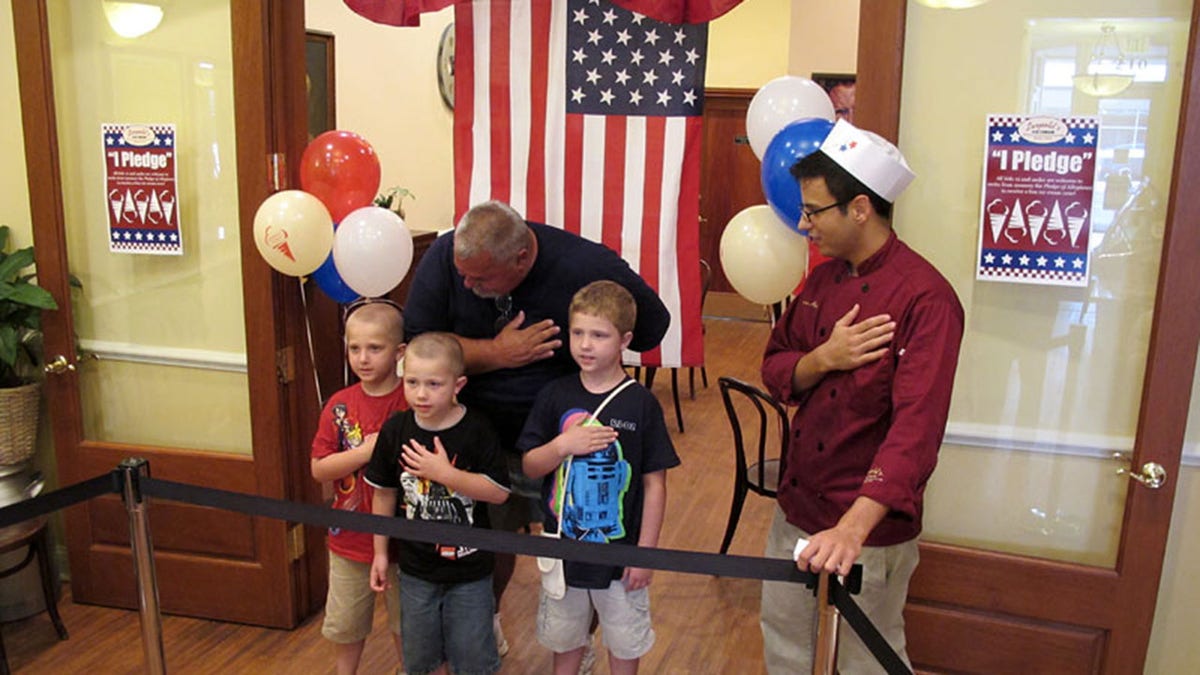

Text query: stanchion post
(812, 572), (839, 675)
(119, 458), (167, 675)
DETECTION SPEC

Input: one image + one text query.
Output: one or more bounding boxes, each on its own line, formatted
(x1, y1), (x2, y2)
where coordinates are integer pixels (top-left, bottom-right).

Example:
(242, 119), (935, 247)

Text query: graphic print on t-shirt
(329, 402), (367, 535)
(551, 409), (632, 542)
(401, 470), (478, 559)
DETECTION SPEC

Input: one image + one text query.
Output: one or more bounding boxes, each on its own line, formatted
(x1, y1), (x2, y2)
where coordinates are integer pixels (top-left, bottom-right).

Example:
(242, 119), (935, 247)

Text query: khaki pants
(760, 507), (918, 675)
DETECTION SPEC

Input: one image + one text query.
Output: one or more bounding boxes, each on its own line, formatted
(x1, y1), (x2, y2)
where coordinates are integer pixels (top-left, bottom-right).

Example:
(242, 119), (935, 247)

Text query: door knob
(43, 355), (76, 375)
(1116, 461), (1166, 489)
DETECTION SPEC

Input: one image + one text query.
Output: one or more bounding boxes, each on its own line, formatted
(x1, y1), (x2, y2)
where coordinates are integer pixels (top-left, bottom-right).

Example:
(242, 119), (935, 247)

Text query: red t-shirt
(311, 382), (407, 563)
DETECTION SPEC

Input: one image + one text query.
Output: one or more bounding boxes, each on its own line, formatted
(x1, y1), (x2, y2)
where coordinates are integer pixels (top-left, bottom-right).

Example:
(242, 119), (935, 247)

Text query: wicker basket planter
(0, 382), (41, 467)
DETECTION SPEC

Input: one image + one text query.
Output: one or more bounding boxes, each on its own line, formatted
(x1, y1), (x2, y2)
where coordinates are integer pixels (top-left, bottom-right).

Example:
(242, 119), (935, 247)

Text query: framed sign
(812, 72), (856, 123)
(305, 30), (336, 140)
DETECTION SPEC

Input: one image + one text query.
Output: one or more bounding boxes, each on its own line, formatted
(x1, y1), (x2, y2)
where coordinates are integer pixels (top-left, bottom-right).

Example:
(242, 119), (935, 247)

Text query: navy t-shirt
(403, 222), (671, 411)
(518, 376), (680, 589)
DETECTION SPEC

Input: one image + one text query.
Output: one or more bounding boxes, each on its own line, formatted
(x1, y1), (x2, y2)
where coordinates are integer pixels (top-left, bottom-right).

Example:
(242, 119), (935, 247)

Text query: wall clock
(437, 23), (455, 110)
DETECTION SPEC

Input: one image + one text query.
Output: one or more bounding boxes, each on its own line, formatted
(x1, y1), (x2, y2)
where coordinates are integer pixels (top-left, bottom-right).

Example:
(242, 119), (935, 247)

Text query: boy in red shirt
(311, 300), (408, 674)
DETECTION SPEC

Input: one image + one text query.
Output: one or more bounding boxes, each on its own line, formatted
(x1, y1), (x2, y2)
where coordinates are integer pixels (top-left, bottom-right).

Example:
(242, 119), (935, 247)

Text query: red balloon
(299, 130), (382, 222)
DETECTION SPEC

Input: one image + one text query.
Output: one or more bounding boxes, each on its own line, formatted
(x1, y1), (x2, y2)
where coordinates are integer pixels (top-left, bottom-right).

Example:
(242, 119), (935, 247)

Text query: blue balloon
(760, 118), (836, 231)
(312, 252), (360, 304)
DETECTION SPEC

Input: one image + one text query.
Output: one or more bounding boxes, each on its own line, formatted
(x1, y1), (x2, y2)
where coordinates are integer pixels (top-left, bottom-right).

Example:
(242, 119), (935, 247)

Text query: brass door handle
(43, 355), (76, 375)
(1116, 461), (1166, 489)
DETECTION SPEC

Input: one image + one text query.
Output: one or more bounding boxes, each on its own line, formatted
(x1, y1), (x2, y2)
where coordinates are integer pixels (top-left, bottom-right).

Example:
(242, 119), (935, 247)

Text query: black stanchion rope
(0, 471), (911, 674)
(0, 472), (119, 530)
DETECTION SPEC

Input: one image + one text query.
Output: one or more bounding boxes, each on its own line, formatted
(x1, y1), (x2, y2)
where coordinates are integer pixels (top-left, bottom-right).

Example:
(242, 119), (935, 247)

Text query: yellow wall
(305, 0), (856, 229)
(304, 2), (457, 232)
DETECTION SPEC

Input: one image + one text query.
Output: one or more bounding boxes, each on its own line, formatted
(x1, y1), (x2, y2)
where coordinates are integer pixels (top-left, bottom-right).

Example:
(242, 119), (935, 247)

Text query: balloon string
(298, 276), (325, 410)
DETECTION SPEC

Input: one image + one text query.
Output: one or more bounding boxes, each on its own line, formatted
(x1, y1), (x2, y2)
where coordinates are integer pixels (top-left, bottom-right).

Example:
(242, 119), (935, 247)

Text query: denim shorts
(399, 571), (499, 675)
(537, 581), (655, 661)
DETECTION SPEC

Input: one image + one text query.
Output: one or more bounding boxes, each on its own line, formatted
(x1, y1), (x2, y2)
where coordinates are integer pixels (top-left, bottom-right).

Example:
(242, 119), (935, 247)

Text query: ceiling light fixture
(1073, 24), (1135, 97)
(102, 1), (165, 39)
(913, 0), (990, 9)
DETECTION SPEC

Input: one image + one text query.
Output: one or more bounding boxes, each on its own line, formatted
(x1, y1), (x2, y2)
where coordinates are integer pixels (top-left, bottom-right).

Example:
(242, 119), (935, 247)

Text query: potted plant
(0, 225), (58, 468)
(374, 186), (415, 220)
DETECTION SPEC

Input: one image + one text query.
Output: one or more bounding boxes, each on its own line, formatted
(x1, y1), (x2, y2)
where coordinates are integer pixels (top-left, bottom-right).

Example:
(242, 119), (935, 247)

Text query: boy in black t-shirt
(520, 281), (680, 675)
(366, 332), (510, 675)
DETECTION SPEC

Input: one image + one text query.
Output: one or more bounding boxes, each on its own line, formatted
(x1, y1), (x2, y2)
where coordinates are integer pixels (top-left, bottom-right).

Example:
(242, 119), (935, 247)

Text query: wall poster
(977, 114), (1098, 287)
(103, 123), (182, 255)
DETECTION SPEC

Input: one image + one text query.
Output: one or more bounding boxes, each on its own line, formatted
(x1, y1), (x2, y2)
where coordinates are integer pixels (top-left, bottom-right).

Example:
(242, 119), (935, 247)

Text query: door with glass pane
(856, 2), (1200, 672)
(15, 0), (313, 627)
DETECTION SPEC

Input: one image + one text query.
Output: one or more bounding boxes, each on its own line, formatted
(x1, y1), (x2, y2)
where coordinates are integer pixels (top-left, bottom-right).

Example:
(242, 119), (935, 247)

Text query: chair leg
(688, 367), (696, 400)
(644, 366), (658, 389)
(0, 622), (8, 675)
(720, 480), (750, 556)
(670, 368), (683, 433)
(34, 528), (67, 640)
(701, 366), (708, 389)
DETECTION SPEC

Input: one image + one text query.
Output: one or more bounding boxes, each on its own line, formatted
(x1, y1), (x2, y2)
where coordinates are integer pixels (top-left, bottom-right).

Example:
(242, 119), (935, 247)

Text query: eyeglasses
(801, 200), (850, 222)
(493, 295), (515, 333)
(342, 297), (404, 324)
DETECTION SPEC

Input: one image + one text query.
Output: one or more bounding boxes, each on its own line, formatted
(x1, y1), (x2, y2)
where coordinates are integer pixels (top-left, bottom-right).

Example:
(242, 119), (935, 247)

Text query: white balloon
(719, 205), (809, 305)
(746, 76), (836, 160)
(252, 190), (334, 277)
(333, 206), (414, 298)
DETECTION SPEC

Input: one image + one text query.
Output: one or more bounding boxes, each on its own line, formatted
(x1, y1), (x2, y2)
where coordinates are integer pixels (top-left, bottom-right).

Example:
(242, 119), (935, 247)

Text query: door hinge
(276, 346), (295, 384)
(269, 152), (287, 191)
(287, 523), (306, 561)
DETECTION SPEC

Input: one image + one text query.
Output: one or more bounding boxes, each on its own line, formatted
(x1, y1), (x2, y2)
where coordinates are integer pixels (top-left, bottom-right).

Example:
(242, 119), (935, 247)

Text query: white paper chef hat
(818, 120), (916, 203)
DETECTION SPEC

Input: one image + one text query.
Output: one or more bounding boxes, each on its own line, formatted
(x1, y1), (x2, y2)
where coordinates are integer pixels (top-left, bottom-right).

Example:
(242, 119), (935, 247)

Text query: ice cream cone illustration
(1003, 198), (1027, 244)
(1065, 202), (1088, 248)
(109, 189), (124, 223)
(160, 191), (176, 225)
(264, 226), (296, 262)
(134, 189), (150, 224)
(1025, 200), (1048, 245)
(987, 199), (1009, 243)
(1043, 201), (1067, 246)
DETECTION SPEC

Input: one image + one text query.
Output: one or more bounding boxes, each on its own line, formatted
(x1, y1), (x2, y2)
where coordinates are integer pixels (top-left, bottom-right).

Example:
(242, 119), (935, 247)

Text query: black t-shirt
(364, 407), (510, 584)
(518, 376), (680, 588)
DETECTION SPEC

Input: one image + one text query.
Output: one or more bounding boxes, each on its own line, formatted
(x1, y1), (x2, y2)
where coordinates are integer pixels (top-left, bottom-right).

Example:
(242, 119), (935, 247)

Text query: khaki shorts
(321, 551), (401, 644)
(536, 581), (655, 661)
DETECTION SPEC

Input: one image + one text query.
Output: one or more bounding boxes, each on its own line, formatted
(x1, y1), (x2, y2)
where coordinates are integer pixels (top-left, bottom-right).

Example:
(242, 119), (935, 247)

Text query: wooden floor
(2, 316), (779, 674)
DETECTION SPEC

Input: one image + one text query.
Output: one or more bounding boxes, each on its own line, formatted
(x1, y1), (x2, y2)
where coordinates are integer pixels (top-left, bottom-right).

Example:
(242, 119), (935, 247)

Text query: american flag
(453, 0), (707, 368)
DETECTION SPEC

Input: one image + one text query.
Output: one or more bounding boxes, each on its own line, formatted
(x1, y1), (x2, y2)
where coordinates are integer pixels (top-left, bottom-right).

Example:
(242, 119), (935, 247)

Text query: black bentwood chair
(717, 376), (787, 555)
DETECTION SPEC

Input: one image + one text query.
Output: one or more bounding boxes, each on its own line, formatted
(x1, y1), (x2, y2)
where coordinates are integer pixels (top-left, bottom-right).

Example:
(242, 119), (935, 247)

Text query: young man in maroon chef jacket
(760, 120), (964, 674)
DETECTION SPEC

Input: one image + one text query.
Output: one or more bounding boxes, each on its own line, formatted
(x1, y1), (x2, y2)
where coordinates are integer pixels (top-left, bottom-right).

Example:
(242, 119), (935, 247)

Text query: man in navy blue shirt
(403, 199), (670, 654)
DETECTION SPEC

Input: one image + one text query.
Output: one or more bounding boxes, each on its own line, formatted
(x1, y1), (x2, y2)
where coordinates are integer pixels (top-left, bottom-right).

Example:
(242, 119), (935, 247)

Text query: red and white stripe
(453, 0), (703, 368)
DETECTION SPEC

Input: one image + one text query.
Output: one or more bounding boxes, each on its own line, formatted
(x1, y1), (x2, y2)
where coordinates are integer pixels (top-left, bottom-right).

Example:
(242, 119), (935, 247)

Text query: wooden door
(699, 88), (763, 293)
(15, 0), (319, 628)
(857, 2), (1200, 672)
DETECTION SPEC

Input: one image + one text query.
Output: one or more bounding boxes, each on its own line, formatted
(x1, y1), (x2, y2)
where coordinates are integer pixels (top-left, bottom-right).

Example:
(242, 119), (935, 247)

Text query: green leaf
(0, 324), (18, 369)
(0, 246), (34, 281)
(4, 283), (56, 310)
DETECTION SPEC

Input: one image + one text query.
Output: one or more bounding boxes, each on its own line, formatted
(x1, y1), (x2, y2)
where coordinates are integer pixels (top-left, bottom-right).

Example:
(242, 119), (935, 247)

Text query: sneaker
(579, 633), (597, 675)
(494, 612), (510, 657)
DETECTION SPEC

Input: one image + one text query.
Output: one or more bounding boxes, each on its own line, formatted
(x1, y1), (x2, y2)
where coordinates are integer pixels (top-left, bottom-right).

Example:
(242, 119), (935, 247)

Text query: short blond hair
(406, 332), (465, 377)
(569, 280), (636, 335)
(344, 301), (404, 344)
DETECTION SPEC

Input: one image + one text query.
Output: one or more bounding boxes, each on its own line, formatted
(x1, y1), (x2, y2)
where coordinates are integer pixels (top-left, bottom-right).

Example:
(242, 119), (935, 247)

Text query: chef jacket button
(830, 389), (837, 399)
(861, 283), (870, 293)
(790, 478), (798, 487)
(819, 327), (827, 337)
(817, 442), (824, 452)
